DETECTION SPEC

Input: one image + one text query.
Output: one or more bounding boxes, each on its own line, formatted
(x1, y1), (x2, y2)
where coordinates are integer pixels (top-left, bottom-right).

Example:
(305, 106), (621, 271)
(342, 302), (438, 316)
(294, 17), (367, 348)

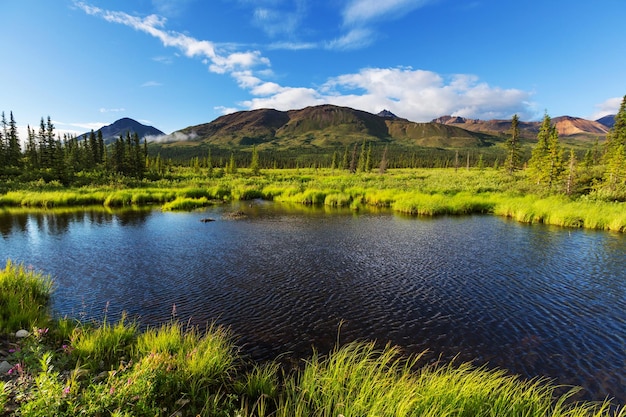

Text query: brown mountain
(171, 105), (497, 149)
(432, 115), (609, 140)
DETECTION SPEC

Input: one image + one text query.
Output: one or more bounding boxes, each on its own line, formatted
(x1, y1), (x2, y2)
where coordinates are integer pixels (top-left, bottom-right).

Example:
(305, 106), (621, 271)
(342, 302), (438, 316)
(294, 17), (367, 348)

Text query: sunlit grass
(1, 168), (624, 231)
(0, 260), (53, 333)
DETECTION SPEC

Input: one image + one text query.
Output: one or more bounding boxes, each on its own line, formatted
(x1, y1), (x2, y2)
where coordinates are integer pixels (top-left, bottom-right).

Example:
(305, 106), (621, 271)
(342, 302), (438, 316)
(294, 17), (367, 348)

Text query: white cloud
(326, 28), (375, 50)
(591, 97), (622, 120)
(75, 1), (270, 82)
(244, 67), (533, 121)
(342, 0), (435, 25)
(145, 131), (198, 143)
(77, 2), (532, 123)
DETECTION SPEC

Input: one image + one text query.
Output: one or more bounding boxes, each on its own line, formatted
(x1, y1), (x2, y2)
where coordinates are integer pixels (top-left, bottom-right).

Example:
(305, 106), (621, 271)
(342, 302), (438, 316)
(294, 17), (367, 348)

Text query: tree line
(0, 114), (147, 184)
(2, 96), (625, 200)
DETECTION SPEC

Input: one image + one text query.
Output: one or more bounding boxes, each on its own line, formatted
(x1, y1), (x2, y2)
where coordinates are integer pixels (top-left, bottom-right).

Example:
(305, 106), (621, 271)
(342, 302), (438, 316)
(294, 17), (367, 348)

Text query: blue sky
(2, 0), (625, 137)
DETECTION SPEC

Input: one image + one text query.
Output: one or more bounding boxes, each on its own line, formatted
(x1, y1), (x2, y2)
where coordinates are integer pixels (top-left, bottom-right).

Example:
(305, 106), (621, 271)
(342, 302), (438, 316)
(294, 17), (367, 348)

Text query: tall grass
(0, 260), (53, 333)
(2, 168), (624, 231)
(276, 342), (622, 417)
(70, 313), (138, 371)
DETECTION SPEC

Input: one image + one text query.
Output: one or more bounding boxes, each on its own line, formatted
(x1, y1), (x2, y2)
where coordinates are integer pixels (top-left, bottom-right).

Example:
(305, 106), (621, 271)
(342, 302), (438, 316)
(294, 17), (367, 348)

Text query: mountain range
(85, 106), (616, 150)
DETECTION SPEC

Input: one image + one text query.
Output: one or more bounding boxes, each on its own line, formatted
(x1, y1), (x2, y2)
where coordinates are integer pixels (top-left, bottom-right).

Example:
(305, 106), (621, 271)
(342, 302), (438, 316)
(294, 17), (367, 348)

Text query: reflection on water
(1, 203), (625, 403)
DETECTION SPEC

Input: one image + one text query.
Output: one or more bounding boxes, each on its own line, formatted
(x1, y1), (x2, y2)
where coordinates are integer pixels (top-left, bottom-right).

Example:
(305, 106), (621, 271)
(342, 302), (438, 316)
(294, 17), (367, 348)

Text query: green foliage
(161, 196), (211, 211)
(70, 313), (138, 371)
(504, 114), (522, 174)
(0, 260), (53, 333)
(527, 113), (565, 190)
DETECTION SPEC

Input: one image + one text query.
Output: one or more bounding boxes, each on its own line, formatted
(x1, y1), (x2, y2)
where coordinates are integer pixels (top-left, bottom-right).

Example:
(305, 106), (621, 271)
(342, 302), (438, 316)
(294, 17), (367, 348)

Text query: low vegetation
(1, 167), (624, 232)
(1, 262), (624, 416)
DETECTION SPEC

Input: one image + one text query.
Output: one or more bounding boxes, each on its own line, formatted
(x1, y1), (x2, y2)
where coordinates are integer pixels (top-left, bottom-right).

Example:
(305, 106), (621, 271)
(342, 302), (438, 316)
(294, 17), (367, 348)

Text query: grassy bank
(1, 261), (624, 416)
(1, 168), (625, 232)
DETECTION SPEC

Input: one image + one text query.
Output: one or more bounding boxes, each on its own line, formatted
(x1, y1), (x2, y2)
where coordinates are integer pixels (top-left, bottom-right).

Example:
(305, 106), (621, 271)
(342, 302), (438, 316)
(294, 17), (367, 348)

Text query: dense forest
(1, 96), (625, 201)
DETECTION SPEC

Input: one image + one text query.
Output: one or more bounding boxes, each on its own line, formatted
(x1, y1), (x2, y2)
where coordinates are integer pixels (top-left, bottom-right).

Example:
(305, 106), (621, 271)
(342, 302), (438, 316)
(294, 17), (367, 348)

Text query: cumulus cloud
(77, 2), (533, 123)
(243, 67), (533, 121)
(591, 97), (622, 120)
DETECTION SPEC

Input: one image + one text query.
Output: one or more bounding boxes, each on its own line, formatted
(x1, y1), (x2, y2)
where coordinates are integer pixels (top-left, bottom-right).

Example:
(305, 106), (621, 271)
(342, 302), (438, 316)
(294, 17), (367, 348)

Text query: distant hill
(168, 105), (497, 149)
(432, 115), (609, 140)
(596, 114), (616, 128)
(79, 118), (164, 144)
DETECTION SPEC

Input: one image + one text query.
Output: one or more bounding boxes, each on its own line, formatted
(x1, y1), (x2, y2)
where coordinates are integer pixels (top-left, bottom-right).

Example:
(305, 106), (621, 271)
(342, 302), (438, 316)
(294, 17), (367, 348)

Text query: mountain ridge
(79, 117), (164, 144)
(169, 105), (497, 149)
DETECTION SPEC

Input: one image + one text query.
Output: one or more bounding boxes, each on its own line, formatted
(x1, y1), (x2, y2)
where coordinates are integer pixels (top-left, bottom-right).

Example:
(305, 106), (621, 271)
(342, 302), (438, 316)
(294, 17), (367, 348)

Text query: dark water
(1, 203), (625, 403)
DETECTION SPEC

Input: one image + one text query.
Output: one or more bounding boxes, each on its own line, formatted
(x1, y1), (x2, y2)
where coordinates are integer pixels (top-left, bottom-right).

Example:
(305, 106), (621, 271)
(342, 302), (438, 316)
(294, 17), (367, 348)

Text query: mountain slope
(432, 115), (609, 140)
(172, 105), (495, 149)
(80, 118), (164, 144)
(596, 114), (616, 128)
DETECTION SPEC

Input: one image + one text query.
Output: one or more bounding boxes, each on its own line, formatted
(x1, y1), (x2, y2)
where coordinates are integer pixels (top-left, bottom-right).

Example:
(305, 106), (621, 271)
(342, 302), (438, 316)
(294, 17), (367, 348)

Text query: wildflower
(8, 363), (23, 376)
(109, 386), (115, 395)
(63, 386), (71, 396)
(8, 349), (16, 354)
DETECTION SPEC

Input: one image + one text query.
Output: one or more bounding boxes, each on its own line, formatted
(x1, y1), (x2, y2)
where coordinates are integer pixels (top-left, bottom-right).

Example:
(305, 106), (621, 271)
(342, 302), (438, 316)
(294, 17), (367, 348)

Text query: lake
(1, 202), (625, 403)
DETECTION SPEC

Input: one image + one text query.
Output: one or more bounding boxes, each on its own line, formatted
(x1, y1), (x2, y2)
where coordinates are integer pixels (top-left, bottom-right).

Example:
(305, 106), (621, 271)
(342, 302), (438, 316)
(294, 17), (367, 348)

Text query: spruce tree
(504, 114), (521, 174)
(600, 95), (626, 193)
(527, 113), (552, 185)
(250, 145), (260, 175)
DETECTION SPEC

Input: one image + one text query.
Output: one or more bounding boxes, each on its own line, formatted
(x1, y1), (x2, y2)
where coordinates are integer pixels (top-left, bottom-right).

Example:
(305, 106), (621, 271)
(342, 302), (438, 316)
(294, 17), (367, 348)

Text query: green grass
(0, 168), (624, 231)
(2, 261), (625, 416)
(70, 313), (138, 372)
(0, 260), (53, 333)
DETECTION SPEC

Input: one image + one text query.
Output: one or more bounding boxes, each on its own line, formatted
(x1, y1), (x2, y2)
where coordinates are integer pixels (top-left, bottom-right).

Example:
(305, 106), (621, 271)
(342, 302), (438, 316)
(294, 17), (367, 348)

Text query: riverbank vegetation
(1, 262), (624, 416)
(1, 167), (625, 232)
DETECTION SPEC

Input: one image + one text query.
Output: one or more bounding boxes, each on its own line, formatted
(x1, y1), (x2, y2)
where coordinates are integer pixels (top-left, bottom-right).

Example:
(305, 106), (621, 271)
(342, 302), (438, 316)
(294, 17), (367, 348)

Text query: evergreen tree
(0, 114), (5, 170)
(7, 112), (22, 169)
(600, 95), (626, 194)
(330, 151), (337, 171)
(357, 139), (367, 172)
(349, 143), (358, 173)
(341, 146), (349, 170)
(365, 142), (372, 172)
(546, 125), (564, 190)
(228, 152), (237, 174)
(379, 145), (389, 174)
(97, 130), (105, 164)
(250, 145), (260, 175)
(25, 125), (38, 169)
(565, 149), (577, 195)
(504, 114), (521, 174)
(527, 113), (552, 186)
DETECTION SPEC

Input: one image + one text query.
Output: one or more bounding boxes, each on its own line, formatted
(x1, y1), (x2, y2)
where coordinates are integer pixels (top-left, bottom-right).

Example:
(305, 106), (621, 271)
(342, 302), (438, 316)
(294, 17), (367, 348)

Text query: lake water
(1, 202), (625, 403)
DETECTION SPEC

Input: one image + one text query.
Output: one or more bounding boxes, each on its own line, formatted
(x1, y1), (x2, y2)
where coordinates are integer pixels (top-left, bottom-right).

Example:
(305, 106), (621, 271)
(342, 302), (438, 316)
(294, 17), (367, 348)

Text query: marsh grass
(2, 168), (623, 231)
(0, 260), (53, 333)
(161, 196), (211, 211)
(70, 313), (138, 371)
(276, 342), (622, 417)
(493, 195), (626, 232)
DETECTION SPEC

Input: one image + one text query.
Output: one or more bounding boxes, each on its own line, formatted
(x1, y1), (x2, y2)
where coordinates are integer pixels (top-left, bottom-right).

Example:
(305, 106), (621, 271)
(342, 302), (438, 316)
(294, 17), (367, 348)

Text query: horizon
(3, 0), (625, 138)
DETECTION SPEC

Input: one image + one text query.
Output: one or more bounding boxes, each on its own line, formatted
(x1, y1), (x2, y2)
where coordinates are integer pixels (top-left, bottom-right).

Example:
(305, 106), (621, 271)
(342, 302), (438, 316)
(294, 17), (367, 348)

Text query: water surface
(1, 203), (625, 403)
